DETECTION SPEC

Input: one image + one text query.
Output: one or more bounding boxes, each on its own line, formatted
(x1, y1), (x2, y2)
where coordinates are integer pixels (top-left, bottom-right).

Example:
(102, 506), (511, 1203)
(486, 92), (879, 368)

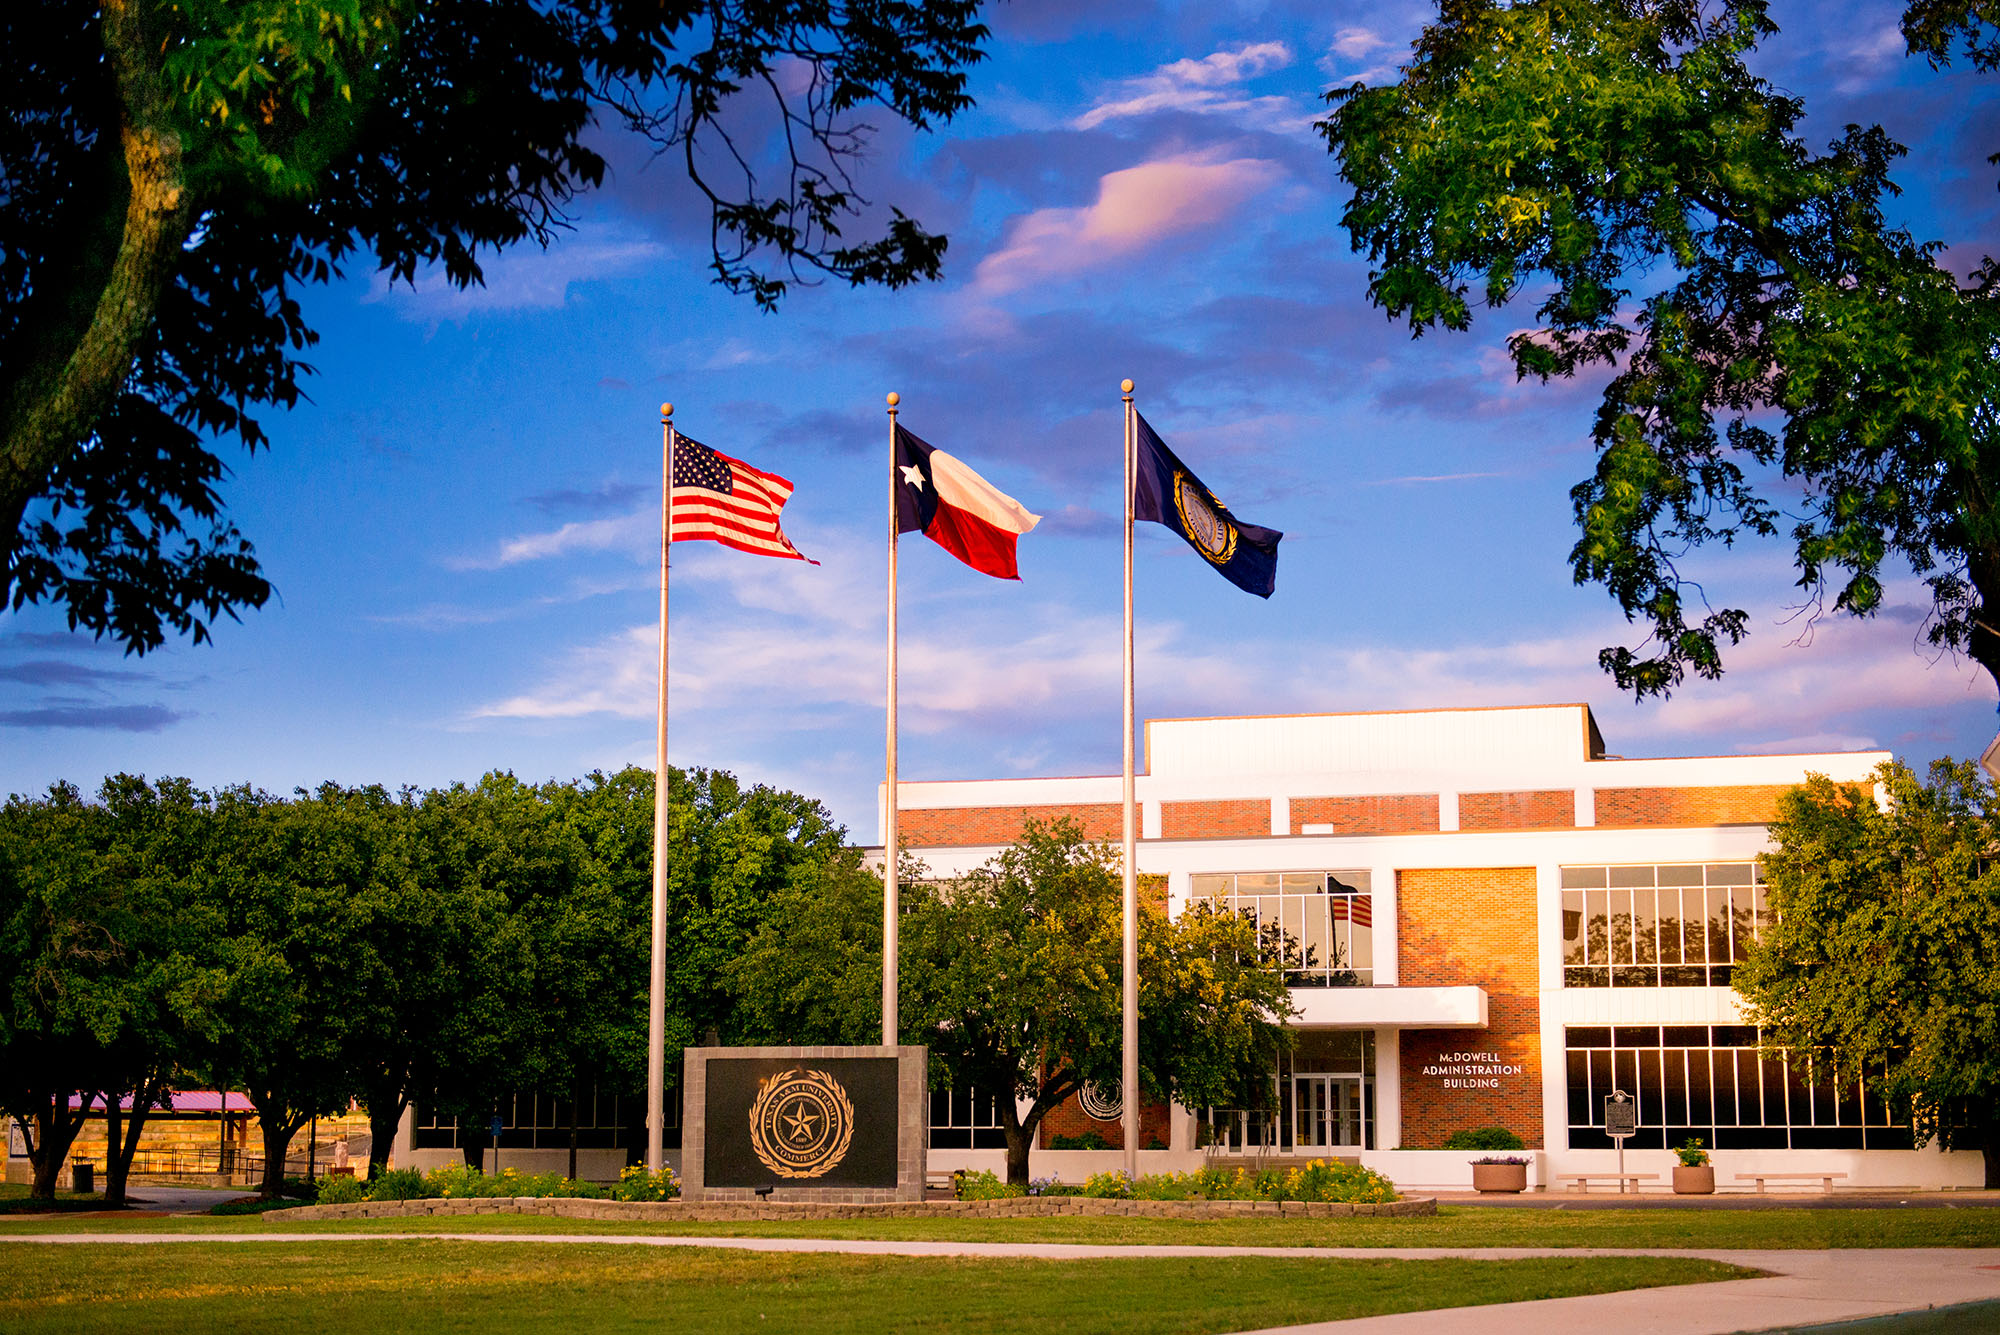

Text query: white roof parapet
(1290, 985), (1488, 1029)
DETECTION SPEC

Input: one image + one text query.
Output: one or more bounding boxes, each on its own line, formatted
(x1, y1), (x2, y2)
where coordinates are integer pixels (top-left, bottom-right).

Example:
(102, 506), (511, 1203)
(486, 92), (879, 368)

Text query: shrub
(1048, 1131), (1109, 1151)
(1082, 1169), (1132, 1199)
(954, 1169), (1021, 1200)
(609, 1164), (679, 1202)
(366, 1167), (434, 1201)
(423, 1164), (608, 1200)
(1025, 1176), (1082, 1196)
(280, 1175), (318, 1201)
(316, 1173), (366, 1205)
(1674, 1138), (1710, 1167)
(1441, 1127), (1525, 1151)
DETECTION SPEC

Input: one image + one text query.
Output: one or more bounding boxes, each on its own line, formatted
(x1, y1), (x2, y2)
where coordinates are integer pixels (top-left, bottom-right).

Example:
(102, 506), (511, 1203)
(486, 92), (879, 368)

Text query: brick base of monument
(269, 1195), (1437, 1222)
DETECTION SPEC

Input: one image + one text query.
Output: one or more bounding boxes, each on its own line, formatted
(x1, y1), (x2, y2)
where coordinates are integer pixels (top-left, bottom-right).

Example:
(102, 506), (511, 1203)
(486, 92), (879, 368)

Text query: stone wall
(267, 1194), (1435, 1222)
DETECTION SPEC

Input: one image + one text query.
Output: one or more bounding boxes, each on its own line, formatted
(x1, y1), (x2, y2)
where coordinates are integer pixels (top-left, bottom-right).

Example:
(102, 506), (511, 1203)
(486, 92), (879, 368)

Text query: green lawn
(3, 1203), (1997, 1249)
(0, 1241), (1750, 1334)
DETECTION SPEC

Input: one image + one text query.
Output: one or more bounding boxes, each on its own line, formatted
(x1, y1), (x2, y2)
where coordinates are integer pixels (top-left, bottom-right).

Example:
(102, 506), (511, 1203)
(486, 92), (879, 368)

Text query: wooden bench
(1559, 1173), (1659, 1193)
(1735, 1171), (1847, 1193)
(925, 1170), (960, 1194)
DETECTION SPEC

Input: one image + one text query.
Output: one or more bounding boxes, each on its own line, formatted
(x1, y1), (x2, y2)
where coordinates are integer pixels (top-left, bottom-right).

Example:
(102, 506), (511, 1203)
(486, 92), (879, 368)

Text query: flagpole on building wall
(883, 391), (902, 1048)
(1120, 378), (1140, 1181)
(646, 403), (676, 1175)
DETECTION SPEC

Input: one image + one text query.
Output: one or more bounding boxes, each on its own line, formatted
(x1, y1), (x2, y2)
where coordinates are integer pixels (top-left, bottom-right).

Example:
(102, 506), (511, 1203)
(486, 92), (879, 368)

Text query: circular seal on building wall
(1171, 471), (1236, 566)
(1077, 1080), (1123, 1122)
(748, 1068), (856, 1179)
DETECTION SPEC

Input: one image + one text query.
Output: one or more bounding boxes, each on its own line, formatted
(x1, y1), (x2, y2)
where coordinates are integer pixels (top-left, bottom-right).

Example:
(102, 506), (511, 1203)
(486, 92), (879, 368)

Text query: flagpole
(1120, 378), (1139, 1182)
(883, 390), (901, 1048)
(646, 402), (675, 1175)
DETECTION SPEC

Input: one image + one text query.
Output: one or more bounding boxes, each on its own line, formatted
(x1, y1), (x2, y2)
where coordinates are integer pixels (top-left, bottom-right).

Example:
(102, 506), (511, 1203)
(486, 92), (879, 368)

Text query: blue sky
(6, 0), (2000, 838)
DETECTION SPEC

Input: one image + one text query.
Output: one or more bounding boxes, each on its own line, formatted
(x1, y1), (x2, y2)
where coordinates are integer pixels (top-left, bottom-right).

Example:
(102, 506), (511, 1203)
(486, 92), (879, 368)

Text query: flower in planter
(1674, 1138), (1710, 1167)
(1470, 1156), (1530, 1166)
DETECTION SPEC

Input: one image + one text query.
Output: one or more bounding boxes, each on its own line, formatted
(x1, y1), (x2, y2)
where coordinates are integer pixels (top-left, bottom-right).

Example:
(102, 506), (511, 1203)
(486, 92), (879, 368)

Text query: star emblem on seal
(748, 1068), (855, 1179)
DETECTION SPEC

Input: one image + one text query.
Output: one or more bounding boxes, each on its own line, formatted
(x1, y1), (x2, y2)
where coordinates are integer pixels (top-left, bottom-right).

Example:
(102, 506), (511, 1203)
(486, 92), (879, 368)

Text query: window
(1561, 862), (1768, 988)
(1188, 870), (1374, 986)
(929, 1086), (1007, 1149)
(1564, 1026), (1908, 1150)
(1203, 1030), (1376, 1152)
(412, 1085), (660, 1151)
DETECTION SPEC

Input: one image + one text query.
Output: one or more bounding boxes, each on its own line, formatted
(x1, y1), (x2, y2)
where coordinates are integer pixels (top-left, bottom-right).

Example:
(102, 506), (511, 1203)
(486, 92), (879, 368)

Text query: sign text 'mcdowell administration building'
(894, 703), (1986, 1191)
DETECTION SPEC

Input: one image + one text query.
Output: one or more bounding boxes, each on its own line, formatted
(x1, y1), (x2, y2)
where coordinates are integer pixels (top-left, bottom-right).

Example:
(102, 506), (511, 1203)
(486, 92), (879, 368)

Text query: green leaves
(1323, 0), (2000, 698)
(1736, 760), (2000, 1161)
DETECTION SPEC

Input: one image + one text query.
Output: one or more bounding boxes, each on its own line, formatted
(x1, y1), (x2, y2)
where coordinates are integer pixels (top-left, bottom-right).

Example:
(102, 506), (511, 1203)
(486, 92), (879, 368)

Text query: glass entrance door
(1290, 1075), (1365, 1149)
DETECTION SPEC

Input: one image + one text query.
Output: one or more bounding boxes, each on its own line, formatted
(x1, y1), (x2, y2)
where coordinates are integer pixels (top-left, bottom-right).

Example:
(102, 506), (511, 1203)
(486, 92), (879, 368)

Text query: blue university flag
(1132, 413), (1281, 598)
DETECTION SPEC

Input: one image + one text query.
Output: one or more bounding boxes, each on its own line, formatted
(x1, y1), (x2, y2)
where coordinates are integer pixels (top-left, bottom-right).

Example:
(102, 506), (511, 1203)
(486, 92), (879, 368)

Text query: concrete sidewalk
(6, 1233), (1998, 1333)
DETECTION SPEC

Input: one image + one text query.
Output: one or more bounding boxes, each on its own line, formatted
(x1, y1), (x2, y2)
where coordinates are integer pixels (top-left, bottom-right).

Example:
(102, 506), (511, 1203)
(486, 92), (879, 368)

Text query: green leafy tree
(1735, 759), (2000, 1185)
(0, 777), (221, 1205)
(197, 782), (384, 1196)
(732, 819), (1295, 1186)
(2, 0), (986, 652)
(1322, 0), (2000, 698)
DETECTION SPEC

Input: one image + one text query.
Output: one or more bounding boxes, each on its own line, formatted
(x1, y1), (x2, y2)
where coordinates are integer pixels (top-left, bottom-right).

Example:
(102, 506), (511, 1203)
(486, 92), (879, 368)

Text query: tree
(1734, 759), (2000, 1186)
(2, 0), (987, 652)
(1321, 0), (2000, 698)
(732, 819), (1294, 1186)
(0, 777), (220, 1205)
(197, 782), (382, 1196)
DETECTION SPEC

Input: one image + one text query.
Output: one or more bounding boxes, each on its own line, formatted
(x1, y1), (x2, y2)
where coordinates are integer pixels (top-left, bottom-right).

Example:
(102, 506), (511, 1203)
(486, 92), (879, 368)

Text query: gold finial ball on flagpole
(1121, 379), (1134, 394)
(886, 392), (900, 408)
(660, 402), (673, 419)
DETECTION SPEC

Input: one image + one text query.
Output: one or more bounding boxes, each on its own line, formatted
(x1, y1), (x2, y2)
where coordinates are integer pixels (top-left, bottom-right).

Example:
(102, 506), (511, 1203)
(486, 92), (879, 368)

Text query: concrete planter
(1471, 1162), (1528, 1194)
(1673, 1165), (1715, 1195)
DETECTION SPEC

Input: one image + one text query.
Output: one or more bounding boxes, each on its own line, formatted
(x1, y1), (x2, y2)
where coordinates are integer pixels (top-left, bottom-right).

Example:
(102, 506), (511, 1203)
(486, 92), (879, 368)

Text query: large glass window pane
(1567, 1050), (1590, 1126)
(1562, 890), (1586, 965)
(1562, 866), (1608, 889)
(1190, 873), (1230, 902)
(1585, 890), (1608, 966)
(1687, 1048), (1714, 1127)
(1348, 902), (1373, 978)
(1609, 865), (1657, 888)
(1283, 873), (1325, 894)
(1705, 888), (1732, 970)
(1656, 888), (1685, 964)
(1660, 1048), (1690, 1126)
(1629, 888), (1659, 964)
(1237, 873), (1281, 894)
(1657, 864), (1704, 886)
(1608, 889), (1635, 964)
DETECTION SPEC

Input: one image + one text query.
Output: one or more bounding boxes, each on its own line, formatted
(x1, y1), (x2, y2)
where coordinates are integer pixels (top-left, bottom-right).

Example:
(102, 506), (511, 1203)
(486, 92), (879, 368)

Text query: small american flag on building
(670, 436), (817, 563)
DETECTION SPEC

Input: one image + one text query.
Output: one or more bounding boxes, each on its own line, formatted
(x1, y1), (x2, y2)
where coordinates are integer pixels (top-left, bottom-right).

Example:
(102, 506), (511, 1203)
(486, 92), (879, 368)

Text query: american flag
(670, 435), (816, 563)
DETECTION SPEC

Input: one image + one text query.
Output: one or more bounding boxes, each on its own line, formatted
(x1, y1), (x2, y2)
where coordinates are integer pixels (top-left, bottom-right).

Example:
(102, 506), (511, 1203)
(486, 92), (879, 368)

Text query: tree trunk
(0, 0), (194, 573)
(254, 1107), (302, 1198)
(24, 1094), (93, 1205)
(568, 1081), (581, 1183)
(103, 1070), (172, 1207)
(1984, 1110), (2000, 1191)
(362, 1090), (408, 1180)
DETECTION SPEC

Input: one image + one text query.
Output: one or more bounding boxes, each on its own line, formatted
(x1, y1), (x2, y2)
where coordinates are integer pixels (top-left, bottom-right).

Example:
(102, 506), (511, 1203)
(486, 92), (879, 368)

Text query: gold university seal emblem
(748, 1068), (855, 1178)
(1171, 470), (1236, 566)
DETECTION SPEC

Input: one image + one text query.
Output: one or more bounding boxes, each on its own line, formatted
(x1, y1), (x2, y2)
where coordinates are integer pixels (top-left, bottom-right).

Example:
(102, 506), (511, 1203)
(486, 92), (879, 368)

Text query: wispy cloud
(1320, 25), (1406, 87)
(449, 508), (653, 570)
(973, 153), (1286, 294)
(369, 229), (665, 321)
(0, 702), (187, 733)
(525, 480), (650, 518)
(1075, 42), (1303, 130)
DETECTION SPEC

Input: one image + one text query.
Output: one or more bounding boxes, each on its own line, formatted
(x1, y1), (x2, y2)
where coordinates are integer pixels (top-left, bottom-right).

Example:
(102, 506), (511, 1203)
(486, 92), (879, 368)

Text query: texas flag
(894, 426), (1041, 579)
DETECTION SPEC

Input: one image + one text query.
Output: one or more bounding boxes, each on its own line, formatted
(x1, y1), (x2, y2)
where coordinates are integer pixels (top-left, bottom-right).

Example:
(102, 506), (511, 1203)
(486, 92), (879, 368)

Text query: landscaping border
(266, 1195), (1436, 1223)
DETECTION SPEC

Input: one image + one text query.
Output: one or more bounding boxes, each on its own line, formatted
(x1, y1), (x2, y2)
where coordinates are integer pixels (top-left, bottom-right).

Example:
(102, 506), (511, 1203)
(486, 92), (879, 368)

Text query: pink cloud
(972, 154), (1285, 294)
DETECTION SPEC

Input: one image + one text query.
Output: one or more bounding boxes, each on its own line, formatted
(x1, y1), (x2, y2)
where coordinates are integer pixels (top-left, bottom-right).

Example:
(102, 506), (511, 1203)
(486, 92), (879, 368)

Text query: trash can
(71, 1161), (94, 1194)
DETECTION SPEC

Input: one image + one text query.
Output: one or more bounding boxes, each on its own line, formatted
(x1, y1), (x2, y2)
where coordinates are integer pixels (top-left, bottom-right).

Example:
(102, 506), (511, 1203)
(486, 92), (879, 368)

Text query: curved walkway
(8, 1233), (2000, 1332)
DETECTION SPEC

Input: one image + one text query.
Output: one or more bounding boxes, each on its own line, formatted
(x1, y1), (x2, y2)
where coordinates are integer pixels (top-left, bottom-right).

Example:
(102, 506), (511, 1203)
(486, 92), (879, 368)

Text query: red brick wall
(1459, 789), (1575, 831)
(1396, 867), (1543, 1149)
(1038, 1093), (1173, 1150)
(1292, 793), (1439, 836)
(1593, 785), (1791, 828)
(899, 804), (1122, 847)
(1160, 798), (1270, 839)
